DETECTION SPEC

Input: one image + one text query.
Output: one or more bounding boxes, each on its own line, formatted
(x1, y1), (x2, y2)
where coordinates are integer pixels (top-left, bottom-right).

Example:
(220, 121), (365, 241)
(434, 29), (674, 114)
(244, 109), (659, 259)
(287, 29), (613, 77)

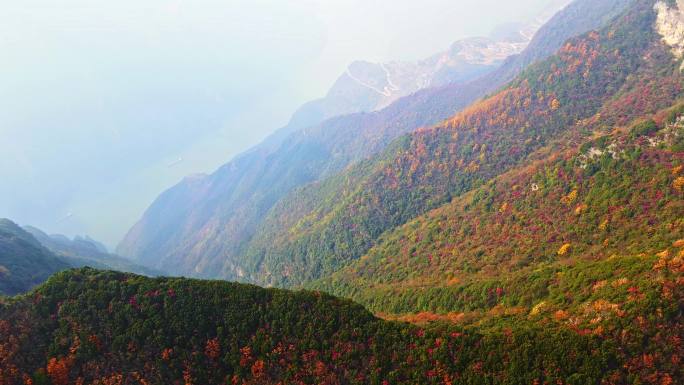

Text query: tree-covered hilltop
(0, 267), (681, 384)
(0, 219), (70, 296)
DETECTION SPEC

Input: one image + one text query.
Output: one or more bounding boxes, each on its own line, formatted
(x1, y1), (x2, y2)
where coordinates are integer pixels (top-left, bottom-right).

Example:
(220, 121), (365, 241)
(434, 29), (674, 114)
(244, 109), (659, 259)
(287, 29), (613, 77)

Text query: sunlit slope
(245, 0), (677, 287)
(311, 106), (683, 316)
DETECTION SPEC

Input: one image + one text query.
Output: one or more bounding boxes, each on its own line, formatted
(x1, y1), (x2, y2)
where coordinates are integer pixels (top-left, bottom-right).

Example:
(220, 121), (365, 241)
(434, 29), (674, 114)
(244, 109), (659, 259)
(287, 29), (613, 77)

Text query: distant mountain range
(117, 27), (547, 275)
(0, 219), (71, 296)
(24, 225), (162, 277)
(317, 34), (530, 111)
(249, 20), (543, 154)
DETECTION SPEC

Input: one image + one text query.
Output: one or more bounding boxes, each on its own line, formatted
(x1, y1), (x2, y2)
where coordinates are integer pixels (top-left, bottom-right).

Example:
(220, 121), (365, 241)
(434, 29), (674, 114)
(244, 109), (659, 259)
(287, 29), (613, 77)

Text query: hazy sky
(0, 0), (564, 248)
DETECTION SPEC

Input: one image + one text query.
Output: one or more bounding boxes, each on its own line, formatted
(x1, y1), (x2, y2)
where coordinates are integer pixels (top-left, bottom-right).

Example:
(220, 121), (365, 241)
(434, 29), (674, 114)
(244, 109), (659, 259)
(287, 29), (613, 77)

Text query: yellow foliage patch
(592, 280), (607, 291)
(561, 190), (578, 205)
(466, 161), (480, 172)
(554, 310), (569, 321)
(529, 301), (547, 316)
(673, 164), (683, 175)
(589, 299), (622, 316)
(550, 98), (561, 111)
(673, 239), (684, 248)
(557, 243), (572, 256)
(674, 176), (684, 192)
(653, 256), (669, 270)
(670, 255), (683, 270)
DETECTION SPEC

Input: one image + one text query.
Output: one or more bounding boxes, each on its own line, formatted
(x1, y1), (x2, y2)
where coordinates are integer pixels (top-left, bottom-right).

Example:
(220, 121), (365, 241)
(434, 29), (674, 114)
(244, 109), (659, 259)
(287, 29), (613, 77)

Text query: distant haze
(0, 0), (566, 247)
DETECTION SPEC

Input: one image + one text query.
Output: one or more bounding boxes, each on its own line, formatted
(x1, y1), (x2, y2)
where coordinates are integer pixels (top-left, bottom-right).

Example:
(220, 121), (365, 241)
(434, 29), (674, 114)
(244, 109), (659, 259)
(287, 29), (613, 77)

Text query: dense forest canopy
(0, 266), (681, 384)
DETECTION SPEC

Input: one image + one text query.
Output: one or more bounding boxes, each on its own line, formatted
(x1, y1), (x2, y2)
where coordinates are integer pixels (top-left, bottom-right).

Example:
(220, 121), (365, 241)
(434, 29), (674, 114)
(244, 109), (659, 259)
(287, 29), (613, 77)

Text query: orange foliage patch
(205, 338), (220, 360)
(46, 358), (71, 385)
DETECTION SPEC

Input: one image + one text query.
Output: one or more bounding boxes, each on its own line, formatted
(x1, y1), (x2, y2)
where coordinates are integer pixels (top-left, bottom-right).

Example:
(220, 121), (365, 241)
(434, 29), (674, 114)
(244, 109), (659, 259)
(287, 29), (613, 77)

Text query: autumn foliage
(1, 2), (683, 385)
(46, 358), (70, 385)
(0, 264), (680, 384)
(241, 0), (676, 288)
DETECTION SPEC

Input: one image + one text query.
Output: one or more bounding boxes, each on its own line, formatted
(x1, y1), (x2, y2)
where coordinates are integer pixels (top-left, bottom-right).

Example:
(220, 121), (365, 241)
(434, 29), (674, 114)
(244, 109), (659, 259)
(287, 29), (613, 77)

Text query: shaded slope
(0, 219), (70, 296)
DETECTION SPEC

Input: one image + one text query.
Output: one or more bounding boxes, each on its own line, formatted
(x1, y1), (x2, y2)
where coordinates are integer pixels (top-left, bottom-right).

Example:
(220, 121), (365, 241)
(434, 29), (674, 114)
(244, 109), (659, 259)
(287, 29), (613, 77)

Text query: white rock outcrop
(654, 0), (684, 68)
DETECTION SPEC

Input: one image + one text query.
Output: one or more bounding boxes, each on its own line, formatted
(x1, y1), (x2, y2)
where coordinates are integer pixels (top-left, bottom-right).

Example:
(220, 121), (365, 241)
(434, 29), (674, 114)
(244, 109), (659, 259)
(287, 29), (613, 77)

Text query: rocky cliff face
(654, 0), (684, 67)
(339, 33), (534, 112)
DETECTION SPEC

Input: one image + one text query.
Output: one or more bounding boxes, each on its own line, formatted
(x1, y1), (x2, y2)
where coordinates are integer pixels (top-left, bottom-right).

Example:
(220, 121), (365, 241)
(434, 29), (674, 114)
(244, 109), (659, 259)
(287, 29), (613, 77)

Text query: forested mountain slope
(0, 219), (70, 296)
(243, 0), (672, 287)
(0, 267), (681, 384)
(311, 105), (684, 315)
(118, 0), (633, 281)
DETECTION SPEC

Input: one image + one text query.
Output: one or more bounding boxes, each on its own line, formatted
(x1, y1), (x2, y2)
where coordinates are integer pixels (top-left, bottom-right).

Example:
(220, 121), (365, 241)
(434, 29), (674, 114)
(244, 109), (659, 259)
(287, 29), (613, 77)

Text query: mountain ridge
(24, 226), (163, 277)
(239, 0), (654, 287)
(0, 219), (71, 296)
(117, 0), (633, 281)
